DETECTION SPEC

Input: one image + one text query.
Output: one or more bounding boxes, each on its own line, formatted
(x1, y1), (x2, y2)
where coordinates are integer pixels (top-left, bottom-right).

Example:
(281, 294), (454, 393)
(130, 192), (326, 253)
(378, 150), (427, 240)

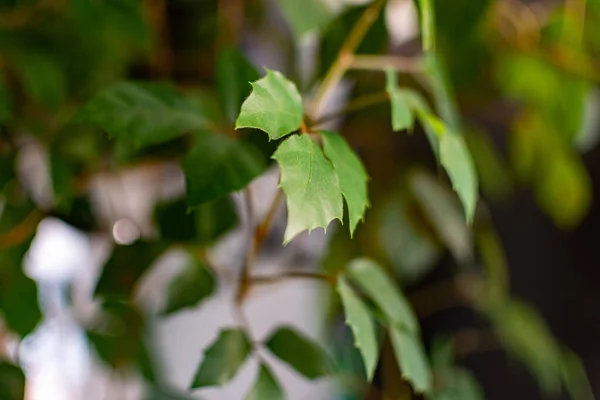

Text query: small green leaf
(76, 82), (210, 148)
(275, 0), (333, 39)
(417, 0), (435, 51)
(245, 364), (285, 400)
(320, 131), (369, 235)
(272, 134), (343, 244)
(191, 329), (252, 388)
(386, 69), (414, 132)
(94, 241), (168, 299)
(216, 46), (260, 124)
(235, 70), (303, 140)
(389, 327), (432, 394)
(347, 258), (418, 334)
(265, 327), (331, 380)
(162, 258), (215, 315)
(183, 132), (266, 206)
(337, 276), (379, 380)
(420, 114), (478, 223)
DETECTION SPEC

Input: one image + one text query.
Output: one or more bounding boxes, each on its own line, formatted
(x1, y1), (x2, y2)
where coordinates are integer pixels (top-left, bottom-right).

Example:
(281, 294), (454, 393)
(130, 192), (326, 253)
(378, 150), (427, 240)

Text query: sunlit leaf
(94, 241), (168, 299)
(389, 327), (432, 393)
(183, 132), (266, 206)
(245, 364), (285, 400)
(236, 70), (304, 140)
(272, 134), (343, 244)
(216, 46), (260, 124)
(76, 82), (211, 148)
(347, 258), (418, 334)
(275, 0), (333, 39)
(191, 329), (252, 388)
(265, 327), (331, 379)
(162, 258), (215, 316)
(320, 130), (369, 235)
(337, 276), (379, 380)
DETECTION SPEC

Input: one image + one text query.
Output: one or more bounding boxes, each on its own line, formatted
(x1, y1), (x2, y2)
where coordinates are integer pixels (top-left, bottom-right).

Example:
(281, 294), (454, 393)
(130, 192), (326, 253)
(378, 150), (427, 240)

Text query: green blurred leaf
(245, 364), (285, 400)
(12, 51), (67, 109)
(195, 196), (238, 244)
(272, 134), (343, 244)
(347, 258), (418, 334)
(419, 115), (478, 224)
(162, 258), (215, 315)
(190, 329), (252, 388)
(561, 349), (595, 400)
(320, 130), (369, 235)
(235, 70), (303, 140)
(216, 46), (260, 124)
(337, 276), (379, 380)
(385, 69), (414, 132)
(183, 132), (266, 206)
(410, 170), (472, 263)
(389, 326), (432, 394)
(0, 156), (15, 194)
(265, 326), (332, 379)
(275, 0), (332, 39)
(146, 386), (199, 400)
(0, 362), (25, 400)
(94, 241), (168, 299)
(378, 197), (441, 284)
(50, 154), (76, 211)
(486, 299), (563, 395)
(0, 73), (12, 123)
(424, 54), (461, 131)
(0, 269), (41, 337)
(76, 82), (212, 148)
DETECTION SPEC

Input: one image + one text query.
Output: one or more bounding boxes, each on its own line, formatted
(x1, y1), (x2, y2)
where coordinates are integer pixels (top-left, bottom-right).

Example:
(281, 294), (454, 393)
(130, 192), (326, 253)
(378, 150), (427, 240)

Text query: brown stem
(349, 55), (424, 73)
(308, 0), (386, 118)
(252, 271), (335, 286)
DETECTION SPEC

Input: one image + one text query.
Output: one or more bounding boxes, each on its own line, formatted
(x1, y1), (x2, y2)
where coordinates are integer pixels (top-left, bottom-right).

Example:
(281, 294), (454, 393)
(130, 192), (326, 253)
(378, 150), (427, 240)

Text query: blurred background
(1, 0), (600, 399)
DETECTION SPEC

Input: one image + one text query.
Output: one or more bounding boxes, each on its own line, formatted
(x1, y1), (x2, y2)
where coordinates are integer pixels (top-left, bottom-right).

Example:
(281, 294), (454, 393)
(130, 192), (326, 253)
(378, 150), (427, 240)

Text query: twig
(308, 0), (386, 118)
(312, 90), (391, 127)
(349, 55), (423, 73)
(236, 187), (256, 303)
(255, 188), (284, 244)
(252, 271), (335, 286)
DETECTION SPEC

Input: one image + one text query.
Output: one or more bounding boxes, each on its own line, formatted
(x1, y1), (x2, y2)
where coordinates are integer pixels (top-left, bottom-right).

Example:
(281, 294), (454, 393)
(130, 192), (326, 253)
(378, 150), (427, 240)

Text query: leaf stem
(308, 0), (386, 118)
(349, 55), (423, 73)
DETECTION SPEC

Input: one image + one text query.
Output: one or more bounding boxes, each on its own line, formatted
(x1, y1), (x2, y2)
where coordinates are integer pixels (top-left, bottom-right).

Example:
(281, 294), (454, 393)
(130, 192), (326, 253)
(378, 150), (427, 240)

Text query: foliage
(0, 0), (598, 399)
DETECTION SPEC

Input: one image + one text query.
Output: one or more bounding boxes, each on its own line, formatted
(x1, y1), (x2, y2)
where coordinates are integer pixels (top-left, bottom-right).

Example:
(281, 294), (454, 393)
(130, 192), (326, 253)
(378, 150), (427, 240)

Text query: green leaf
(417, 0), (435, 51)
(275, 0), (333, 39)
(272, 134), (343, 244)
(190, 329), (252, 388)
(486, 299), (563, 395)
(385, 70), (414, 132)
(162, 258), (215, 315)
(561, 349), (595, 400)
(0, 362), (25, 400)
(424, 54), (460, 131)
(76, 82), (211, 148)
(12, 51), (67, 109)
(0, 270), (42, 337)
(409, 170), (472, 263)
(245, 364), (285, 400)
(320, 130), (369, 235)
(183, 132), (266, 206)
(389, 327), (432, 394)
(195, 196), (239, 244)
(94, 241), (168, 299)
(337, 276), (379, 380)
(216, 46), (260, 124)
(265, 327), (331, 379)
(347, 258), (418, 334)
(235, 70), (304, 140)
(420, 114), (478, 223)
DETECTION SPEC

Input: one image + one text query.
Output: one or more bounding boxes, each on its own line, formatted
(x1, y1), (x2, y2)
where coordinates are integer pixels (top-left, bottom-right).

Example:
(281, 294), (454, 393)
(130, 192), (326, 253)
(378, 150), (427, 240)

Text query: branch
(349, 55), (423, 73)
(308, 0), (386, 118)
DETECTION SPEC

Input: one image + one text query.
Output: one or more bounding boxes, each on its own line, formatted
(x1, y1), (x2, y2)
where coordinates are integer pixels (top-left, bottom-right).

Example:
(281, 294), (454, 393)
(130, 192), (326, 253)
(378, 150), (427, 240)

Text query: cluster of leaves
(0, 0), (599, 399)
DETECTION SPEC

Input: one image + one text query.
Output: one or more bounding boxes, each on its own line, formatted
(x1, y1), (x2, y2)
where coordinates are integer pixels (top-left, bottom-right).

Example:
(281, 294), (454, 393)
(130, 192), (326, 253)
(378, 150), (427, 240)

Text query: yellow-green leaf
(389, 327), (433, 393)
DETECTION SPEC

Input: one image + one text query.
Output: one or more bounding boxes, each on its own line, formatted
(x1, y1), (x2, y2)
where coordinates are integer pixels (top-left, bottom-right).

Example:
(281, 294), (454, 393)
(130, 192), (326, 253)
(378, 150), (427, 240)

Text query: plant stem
(252, 271), (335, 286)
(308, 0), (386, 118)
(312, 90), (391, 127)
(236, 188), (256, 303)
(350, 55), (423, 73)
